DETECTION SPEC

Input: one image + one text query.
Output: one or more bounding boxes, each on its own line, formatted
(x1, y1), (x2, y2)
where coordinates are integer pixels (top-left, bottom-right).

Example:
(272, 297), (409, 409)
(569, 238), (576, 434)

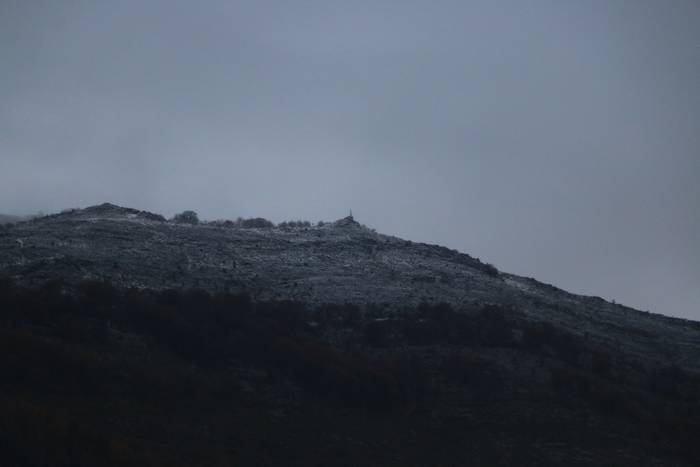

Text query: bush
(172, 210), (199, 224)
(278, 220), (311, 229)
(522, 320), (582, 364)
(237, 217), (274, 229)
(481, 263), (499, 277)
(138, 211), (166, 222)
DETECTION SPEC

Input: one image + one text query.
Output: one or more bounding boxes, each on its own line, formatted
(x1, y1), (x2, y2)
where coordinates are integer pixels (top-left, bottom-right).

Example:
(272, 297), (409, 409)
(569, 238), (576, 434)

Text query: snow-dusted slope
(1, 203), (699, 371)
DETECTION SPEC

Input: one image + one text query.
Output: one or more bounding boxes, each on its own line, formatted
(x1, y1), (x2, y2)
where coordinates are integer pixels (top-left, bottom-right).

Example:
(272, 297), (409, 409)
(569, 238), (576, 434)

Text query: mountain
(1, 203), (699, 466)
(1, 203), (698, 370)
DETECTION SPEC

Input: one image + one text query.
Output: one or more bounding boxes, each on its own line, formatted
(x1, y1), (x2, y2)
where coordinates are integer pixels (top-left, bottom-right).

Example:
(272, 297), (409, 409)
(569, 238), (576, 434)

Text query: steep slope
(1, 202), (699, 372)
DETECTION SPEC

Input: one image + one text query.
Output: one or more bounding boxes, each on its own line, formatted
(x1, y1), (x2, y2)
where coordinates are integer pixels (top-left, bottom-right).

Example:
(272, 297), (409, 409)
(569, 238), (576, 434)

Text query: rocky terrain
(1, 203), (698, 372)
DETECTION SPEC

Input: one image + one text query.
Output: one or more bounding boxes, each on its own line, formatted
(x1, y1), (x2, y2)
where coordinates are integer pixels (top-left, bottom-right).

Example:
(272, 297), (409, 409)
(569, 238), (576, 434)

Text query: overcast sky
(1, 0), (698, 319)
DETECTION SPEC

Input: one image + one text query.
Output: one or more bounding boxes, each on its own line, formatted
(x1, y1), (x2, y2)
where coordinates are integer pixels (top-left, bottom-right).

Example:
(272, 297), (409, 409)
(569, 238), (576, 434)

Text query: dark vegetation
(172, 210), (200, 225)
(209, 217), (275, 229)
(0, 278), (698, 466)
(278, 220), (313, 229)
(180, 213), (314, 230)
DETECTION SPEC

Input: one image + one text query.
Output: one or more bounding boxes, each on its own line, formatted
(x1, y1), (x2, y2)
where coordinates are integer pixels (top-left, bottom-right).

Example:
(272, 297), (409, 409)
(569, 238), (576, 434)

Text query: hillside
(1, 203), (699, 466)
(1, 280), (699, 466)
(1, 203), (698, 372)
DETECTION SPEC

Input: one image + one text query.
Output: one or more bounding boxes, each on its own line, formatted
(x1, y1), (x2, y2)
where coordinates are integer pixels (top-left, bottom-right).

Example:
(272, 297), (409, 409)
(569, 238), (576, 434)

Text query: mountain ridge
(1, 202), (698, 372)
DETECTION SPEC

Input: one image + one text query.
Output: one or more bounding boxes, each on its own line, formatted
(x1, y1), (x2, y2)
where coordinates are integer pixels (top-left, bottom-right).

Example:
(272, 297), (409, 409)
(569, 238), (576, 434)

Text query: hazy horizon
(1, 1), (698, 320)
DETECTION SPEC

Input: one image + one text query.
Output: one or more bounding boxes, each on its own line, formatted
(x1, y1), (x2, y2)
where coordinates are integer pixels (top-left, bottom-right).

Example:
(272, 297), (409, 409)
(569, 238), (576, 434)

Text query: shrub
(172, 210), (199, 224)
(278, 220), (311, 229)
(522, 320), (582, 364)
(481, 262), (499, 277)
(138, 211), (166, 222)
(238, 217), (274, 229)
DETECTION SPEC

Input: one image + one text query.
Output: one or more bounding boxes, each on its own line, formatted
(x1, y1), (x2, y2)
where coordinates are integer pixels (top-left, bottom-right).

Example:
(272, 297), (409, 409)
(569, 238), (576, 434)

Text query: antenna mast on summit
(349, 209), (353, 219)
